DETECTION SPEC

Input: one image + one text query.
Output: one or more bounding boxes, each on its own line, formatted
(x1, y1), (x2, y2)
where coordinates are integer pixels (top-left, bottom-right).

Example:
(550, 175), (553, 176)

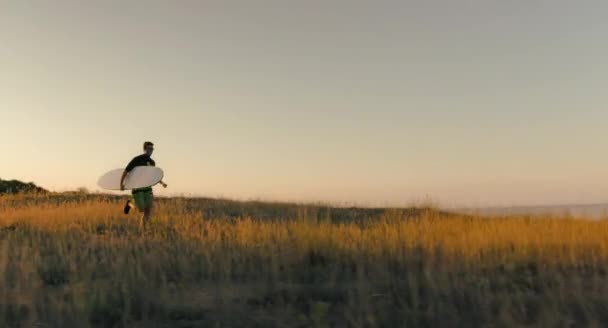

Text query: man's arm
(120, 170), (128, 190)
(121, 158), (137, 191)
(153, 160), (166, 188)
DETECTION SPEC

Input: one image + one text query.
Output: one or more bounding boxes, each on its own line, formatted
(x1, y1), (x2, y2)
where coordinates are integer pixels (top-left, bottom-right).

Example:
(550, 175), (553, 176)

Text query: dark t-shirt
(125, 154), (156, 172)
(125, 154), (156, 193)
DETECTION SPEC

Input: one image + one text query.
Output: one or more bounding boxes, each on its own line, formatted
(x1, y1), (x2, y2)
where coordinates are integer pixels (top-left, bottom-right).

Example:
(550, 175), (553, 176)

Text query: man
(121, 141), (167, 228)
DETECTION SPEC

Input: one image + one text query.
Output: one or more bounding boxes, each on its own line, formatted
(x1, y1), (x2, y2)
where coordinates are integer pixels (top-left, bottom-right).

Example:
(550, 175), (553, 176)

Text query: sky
(2, 0), (608, 207)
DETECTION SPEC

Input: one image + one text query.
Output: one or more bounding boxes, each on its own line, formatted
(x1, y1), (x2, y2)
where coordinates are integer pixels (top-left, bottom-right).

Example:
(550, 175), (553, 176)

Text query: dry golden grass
(3, 195), (607, 265)
(0, 193), (607, 327)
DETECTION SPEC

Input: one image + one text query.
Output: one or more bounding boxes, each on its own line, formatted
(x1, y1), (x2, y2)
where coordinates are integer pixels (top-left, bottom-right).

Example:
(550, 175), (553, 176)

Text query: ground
(0, 193), (607, 327)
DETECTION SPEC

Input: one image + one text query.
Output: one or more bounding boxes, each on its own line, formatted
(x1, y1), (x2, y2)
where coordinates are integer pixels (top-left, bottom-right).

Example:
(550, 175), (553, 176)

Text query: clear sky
(2, 0), (608, 207)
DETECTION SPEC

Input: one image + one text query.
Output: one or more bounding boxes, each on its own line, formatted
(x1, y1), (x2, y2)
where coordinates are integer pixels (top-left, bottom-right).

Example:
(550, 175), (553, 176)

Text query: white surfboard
(98, 167), (164, 191)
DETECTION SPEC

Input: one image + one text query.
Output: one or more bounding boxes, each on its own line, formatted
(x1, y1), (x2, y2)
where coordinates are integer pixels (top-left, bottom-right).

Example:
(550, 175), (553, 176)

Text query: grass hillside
(0, 193), (607, 327)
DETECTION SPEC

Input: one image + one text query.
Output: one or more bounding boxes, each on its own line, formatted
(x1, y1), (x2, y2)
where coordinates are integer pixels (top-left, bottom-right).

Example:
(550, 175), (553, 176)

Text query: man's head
(143, 141), (154, 156)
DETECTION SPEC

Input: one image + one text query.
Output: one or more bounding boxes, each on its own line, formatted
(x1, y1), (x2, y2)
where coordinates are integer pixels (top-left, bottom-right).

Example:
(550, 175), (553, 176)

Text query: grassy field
(0, 193), (607, 327)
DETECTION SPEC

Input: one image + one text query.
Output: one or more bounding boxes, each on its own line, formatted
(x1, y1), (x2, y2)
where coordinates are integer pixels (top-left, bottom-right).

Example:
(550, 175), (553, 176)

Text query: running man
(120, 141), (167, 228)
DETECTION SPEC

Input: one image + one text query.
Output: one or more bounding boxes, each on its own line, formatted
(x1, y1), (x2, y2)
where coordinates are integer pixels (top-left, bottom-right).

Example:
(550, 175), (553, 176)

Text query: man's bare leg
(141, 207), (151, 230)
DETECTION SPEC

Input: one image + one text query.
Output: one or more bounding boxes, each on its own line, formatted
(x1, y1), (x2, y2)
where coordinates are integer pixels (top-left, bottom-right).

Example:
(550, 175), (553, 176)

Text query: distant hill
(459, 203), (608, 219)
(0, 179), (47, 194)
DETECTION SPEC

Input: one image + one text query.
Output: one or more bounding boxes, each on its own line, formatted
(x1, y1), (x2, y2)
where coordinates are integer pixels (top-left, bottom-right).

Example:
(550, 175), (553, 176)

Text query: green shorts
(132, 188), (153, 210)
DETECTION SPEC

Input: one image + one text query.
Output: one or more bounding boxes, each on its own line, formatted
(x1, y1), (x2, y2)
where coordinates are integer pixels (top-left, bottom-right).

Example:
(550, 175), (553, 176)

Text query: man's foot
(123, 200), (132, 214)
